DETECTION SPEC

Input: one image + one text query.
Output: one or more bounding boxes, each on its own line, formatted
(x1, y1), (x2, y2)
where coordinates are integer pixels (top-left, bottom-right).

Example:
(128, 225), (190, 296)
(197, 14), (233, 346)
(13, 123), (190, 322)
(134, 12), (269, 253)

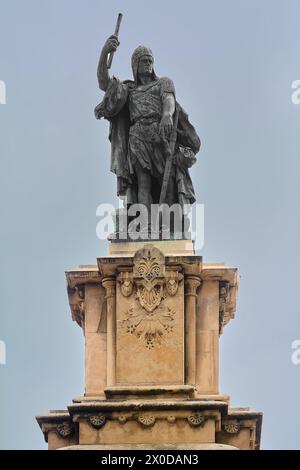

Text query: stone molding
(36, 413), (75, 443)
(70, 409), (221, 431)
(36, 405), (262, 449)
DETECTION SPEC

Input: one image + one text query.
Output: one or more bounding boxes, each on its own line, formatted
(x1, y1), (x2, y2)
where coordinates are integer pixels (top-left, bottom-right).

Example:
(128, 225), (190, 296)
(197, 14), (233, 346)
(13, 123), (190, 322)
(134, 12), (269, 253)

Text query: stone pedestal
(36, 241), (262, 450)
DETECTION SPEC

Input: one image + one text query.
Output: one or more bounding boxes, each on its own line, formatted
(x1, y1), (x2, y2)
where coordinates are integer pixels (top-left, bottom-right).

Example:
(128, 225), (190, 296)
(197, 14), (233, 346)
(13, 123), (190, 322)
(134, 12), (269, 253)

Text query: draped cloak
(95, 75), (201, 208)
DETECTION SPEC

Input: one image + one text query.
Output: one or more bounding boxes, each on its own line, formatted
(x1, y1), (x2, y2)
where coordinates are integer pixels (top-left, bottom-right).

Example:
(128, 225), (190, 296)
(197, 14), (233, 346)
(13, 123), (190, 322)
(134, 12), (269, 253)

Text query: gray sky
(0, 0), (299, 449)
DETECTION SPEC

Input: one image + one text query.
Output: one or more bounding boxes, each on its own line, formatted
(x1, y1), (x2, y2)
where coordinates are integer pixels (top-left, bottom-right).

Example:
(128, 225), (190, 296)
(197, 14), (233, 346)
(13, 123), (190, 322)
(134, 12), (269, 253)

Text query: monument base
(36, 240), (262, 450)
(36, 403), (262, 450)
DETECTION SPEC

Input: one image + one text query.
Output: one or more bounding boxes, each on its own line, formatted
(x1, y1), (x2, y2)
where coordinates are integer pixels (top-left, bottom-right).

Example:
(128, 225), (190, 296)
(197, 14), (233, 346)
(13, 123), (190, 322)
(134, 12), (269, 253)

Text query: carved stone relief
(56, 421), (74, 438)
(219, 281), (230, 335)
(187, 413), (206, 427)
(223, 422), (240, 434)
(67, 285), (85, 328)
(89, 414), (106, 429)
(117, 246), (183, 350)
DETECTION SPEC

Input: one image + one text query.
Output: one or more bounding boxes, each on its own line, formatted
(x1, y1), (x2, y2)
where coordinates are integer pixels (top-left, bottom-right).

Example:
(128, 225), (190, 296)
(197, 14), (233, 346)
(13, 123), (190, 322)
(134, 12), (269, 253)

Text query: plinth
(36, 240), (262, 450)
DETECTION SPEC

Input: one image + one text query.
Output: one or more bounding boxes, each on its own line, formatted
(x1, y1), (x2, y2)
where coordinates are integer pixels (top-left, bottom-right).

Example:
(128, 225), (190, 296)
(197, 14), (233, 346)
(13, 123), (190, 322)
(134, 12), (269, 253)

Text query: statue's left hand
(159, 115), (173, 139)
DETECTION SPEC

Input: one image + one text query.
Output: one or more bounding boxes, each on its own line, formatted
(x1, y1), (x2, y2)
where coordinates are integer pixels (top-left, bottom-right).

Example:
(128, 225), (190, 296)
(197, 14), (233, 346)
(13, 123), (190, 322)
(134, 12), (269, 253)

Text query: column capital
(102, 277), (116, 298)
(184, 275), (201, 297)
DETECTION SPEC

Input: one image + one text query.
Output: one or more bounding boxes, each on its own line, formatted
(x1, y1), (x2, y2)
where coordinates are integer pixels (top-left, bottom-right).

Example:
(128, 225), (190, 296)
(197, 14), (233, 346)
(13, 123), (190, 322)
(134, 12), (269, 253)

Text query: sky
(0, 0), (300, 450)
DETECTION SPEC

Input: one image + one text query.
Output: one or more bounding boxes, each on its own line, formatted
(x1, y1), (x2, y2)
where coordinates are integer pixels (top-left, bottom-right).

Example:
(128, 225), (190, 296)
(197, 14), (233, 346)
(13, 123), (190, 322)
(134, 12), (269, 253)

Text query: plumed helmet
(131, 45), (157, 83)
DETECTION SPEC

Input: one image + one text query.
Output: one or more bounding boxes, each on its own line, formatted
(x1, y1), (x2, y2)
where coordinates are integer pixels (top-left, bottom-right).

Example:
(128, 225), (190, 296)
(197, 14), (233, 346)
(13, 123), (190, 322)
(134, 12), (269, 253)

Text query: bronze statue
(95, 28), (201, 236)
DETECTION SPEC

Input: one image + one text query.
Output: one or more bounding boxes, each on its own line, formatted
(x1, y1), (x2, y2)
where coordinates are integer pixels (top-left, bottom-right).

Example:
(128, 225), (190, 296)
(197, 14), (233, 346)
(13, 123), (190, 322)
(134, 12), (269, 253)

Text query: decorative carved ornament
(187, 413), (206, 427)
(137, 414), (156, 427)
(118, 415), (127, 424)
(167, 415), (176, 423)
(219, 277), (239, 335)
(89, 414), (106, 429)
(117, 246), (183, 349)
(119, 272), (133, 297)
(219, 281), (230, 335)
(223, 422), (240, 434)
(166, 271), (181, 296)
(56, 422), (74, 438)
(68, 285), (85, 328)
(122, 305), (175, 349)
(133, 246), (165, 312)
(80, 412), (217, 430)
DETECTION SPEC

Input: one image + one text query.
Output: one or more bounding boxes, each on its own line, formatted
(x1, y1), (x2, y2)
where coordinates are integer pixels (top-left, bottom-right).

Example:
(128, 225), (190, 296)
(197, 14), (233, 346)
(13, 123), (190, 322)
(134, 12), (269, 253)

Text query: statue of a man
(95, 35), (200, 232)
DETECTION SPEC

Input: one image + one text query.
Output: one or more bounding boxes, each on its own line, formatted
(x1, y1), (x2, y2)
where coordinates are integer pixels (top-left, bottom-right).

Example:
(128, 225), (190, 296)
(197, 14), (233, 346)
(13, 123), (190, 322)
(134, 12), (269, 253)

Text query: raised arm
(97, 35), (120, 91)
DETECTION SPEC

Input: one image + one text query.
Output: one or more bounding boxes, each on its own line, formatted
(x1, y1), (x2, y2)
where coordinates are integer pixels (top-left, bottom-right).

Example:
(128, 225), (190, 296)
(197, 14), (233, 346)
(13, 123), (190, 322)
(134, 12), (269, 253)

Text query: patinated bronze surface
(95, 35), (201, 217)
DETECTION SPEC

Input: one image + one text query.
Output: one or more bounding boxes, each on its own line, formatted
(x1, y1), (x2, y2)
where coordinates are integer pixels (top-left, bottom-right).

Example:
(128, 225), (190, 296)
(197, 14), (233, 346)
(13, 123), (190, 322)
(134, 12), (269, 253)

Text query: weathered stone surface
(109, 239), (195, 257)
(78, 415), (215, 446)
(36, 412), (79, 451)
(37, 240), (262, 450)
(216, 409), (263, 450)
(59, 443), (239, 450)
(104, 385), (195, 400)
(116, 246), (184, 385)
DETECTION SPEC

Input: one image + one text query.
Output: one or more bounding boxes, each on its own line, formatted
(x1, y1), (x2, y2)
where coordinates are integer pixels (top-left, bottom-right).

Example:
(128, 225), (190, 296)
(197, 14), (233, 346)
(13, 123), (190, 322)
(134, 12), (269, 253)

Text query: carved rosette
(89, 414), (106, 429)
(223, 422), (240, 434)
(187, 413), (206, 427)
(117, 246), (183, 349)
(118, 415), (127, 424)
(167, 415), (176, 424)
(76, 412), (221, 431)
(137, 414), (156, 427)
(56, 422), (74, 438)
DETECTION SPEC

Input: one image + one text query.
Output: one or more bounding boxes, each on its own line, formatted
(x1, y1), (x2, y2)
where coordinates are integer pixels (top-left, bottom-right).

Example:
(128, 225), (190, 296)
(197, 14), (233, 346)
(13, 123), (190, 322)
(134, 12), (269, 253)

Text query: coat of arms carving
(117, 245), (182, 349)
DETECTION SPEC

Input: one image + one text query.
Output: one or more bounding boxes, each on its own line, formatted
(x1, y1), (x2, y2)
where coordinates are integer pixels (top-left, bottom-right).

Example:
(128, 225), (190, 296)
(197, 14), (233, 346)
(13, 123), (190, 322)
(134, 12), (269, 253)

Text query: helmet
(131, 45), (157, 83)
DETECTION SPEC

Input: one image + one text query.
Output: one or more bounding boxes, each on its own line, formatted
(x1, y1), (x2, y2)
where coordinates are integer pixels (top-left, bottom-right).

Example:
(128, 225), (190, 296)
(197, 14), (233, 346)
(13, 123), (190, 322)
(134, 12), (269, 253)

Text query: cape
(95, 76), (201, 206)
